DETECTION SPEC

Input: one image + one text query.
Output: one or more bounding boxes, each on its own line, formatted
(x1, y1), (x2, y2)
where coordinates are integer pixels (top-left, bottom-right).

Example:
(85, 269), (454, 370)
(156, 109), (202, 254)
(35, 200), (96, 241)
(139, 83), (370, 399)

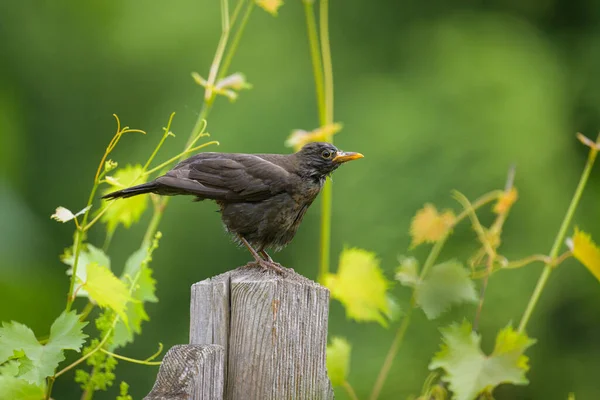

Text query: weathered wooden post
(145, 266), (334, 400)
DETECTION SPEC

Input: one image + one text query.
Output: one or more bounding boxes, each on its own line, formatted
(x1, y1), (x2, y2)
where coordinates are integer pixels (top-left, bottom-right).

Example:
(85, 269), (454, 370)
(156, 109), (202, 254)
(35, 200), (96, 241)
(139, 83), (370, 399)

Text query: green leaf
(0, 376), (45, 400)
(325, 248), (392, 327)
(121, 248), (158, 303)
(415, 261), (478, 319)
(101, 164), (148, 232)
(429, 320), (535, 400)
(326, 337), (351, 387)
(83, 263), (133, 326)
(395, 256), (420, 287)
(112, 246), (159, 348)
(62, 243), (111, 298)
(0, 360), (20, 377)
(0, 311), (87, 385)
(47, 310), (88, 352)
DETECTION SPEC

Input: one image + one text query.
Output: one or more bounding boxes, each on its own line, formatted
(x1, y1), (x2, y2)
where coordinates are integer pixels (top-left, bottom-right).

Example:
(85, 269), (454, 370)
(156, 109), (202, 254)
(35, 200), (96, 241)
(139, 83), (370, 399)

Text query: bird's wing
(156, 153), (293, 201)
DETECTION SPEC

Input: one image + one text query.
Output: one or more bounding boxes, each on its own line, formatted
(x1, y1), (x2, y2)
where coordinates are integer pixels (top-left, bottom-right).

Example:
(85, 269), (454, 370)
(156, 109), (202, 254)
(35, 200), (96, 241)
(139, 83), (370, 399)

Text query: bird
(102, 142), (363, 273)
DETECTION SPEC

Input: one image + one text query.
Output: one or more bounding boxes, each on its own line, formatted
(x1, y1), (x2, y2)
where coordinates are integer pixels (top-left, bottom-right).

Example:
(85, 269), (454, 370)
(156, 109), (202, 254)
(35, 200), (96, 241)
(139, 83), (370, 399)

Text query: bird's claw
(245, 259), (286, 275)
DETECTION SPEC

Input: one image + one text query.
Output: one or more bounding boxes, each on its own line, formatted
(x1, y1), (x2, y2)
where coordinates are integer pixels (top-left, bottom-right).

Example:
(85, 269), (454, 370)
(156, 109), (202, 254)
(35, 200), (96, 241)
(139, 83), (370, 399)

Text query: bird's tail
(102, 181), (160, 200)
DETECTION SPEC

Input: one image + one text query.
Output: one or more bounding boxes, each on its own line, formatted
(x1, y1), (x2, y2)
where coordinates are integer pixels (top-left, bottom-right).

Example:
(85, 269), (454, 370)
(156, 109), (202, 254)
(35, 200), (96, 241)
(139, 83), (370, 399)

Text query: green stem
(143, 112), (176, 172)
(343, 380), (360, 400)
(45, 377), (54, 400)
(66, 181), (101, 311)
(319, 181), (332, 282)
(218, 0), (254, 81)
(518, 144), (598, 333)
(229, 0), (246, 27)
(79, 302), (95, 322)
(369, 307), (413, 400)
(99, 348), (162, 366)
(370, 234), (449, 400)
(320, 0), (334, 126)
(204, 0), (230, 102)
(303, 0), (326, 125)
(143, 202), (166, 248)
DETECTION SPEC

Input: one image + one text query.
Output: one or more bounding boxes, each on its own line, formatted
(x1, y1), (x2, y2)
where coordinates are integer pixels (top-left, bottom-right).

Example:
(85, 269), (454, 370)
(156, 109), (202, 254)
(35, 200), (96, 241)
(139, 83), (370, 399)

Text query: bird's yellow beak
(332, 151), (364, 163)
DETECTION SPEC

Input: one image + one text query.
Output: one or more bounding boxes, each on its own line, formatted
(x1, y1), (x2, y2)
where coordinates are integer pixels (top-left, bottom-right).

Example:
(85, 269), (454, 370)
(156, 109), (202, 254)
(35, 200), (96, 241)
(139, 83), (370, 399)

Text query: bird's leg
(259, 250), (274, 262)
(238, 236), (285, 274)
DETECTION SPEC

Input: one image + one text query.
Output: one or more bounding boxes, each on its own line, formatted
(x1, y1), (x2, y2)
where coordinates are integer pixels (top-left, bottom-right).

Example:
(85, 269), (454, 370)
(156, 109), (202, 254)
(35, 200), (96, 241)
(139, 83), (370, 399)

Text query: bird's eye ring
(321, 150), (332, 159)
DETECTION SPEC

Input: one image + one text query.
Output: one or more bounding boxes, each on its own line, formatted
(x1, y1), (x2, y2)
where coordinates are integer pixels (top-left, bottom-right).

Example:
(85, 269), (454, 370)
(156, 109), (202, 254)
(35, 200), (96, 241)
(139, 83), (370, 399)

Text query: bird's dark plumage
(103, 142), (363, 272)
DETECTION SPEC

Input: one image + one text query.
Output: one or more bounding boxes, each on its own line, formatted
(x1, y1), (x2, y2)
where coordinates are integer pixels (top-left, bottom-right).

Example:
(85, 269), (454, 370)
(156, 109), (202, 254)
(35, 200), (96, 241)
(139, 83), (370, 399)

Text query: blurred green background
(1, 0), (600, 399)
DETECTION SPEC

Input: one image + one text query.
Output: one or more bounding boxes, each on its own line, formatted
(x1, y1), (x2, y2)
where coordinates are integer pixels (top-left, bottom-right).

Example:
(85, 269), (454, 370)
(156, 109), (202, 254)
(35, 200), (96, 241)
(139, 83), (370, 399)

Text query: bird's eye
(321, 150), (332, 159)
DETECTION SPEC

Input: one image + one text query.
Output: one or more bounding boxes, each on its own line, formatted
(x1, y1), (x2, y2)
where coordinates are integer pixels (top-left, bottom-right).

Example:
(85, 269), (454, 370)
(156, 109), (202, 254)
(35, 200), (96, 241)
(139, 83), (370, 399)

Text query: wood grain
(143, 344), (224, 400)
(190, 265), (334, 400)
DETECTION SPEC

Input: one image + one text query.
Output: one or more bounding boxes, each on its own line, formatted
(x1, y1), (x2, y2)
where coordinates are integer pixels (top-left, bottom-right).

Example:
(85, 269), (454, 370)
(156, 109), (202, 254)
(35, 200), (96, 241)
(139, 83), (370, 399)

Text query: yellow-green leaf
(62, 243), (111, 298)
(325, 248), (392, 327)
(410, 204), (455, 248)
(569, 228), (600, 282)
(429, 321), (535, 400)
(112, 246), (159, 348)
(0, 376), (45, 400)
(83, 263), (133, 326)
(285, 123), (342, 152)
(326, 337), (351, 387)
(101, 164), (148, 232)
(256, 0), (283, 16)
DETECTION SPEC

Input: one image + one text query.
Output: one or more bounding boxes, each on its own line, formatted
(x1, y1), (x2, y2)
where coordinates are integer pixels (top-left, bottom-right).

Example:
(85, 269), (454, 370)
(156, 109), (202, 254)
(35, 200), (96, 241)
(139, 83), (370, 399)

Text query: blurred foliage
(1, 0), (600, 399)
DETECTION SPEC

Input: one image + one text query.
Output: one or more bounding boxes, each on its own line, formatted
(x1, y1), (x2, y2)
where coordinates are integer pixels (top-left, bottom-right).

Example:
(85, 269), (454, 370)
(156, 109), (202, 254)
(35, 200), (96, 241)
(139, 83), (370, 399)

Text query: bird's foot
(244, 259), (286, 275)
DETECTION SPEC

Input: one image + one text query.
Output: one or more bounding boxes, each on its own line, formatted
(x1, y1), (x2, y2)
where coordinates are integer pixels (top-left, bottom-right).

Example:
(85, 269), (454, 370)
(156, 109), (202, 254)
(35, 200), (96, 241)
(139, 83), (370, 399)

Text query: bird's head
(295, 142), (364, 178)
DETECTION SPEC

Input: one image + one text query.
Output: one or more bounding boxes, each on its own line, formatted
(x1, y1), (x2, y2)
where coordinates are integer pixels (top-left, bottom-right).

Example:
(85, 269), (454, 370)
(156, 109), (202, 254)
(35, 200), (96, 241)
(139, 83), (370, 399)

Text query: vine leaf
(568, 228), (600, 282)
(285, 123), (343, 152)
(101, 164), (148, 232)
(429, 320), (535, 400)
(325, 248), (393, 327)
(415, 261), (478, 320)
(63, 243), (111, 298)
(0, 376), (45, 400)
(256, 0), (284, 16)
(50, 205), (91, 223)
(395, 256), (420, 287)
(83, 263), (133, 327)
(410, 204), (455, 248)
(326, 337), (351, 387)
(0, 311), (88, 385)
(112, 247), (158, 348)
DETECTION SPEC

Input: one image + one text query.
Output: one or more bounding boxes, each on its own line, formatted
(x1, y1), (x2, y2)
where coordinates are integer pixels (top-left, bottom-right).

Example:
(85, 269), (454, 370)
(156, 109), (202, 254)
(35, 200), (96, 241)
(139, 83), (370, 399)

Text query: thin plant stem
(229, 0), (247, 27)
(45, 377), (54, 400)
(204, 0), (230, 102)
(219, 0), (254, 81)
(303, 0), (326, 125)
(143, 140), (218, 176)
(79, 302), (95, 322)
(370, 235), (450, 400)
(319, 0), (336, 283)
(369, 307), (413, 400)
(142, 112), (176, 172)
(99, 348), (162, 366)
(518, 142), (598, 332)
(320, 0), (334, 125)
(343, 381), (360, 400)
(319, 183), (333, 282)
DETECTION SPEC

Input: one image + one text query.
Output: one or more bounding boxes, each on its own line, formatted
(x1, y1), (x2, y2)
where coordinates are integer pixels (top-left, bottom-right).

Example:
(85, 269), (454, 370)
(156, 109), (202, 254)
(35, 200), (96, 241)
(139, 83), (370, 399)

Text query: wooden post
(144, 344), (224, 400)
(190, 266), (334, 400)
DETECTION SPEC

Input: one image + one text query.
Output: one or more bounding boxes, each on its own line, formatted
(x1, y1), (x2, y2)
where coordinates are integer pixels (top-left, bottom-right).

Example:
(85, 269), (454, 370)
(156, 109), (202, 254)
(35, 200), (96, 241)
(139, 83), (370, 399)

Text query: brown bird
(102, 142), (363, 272)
